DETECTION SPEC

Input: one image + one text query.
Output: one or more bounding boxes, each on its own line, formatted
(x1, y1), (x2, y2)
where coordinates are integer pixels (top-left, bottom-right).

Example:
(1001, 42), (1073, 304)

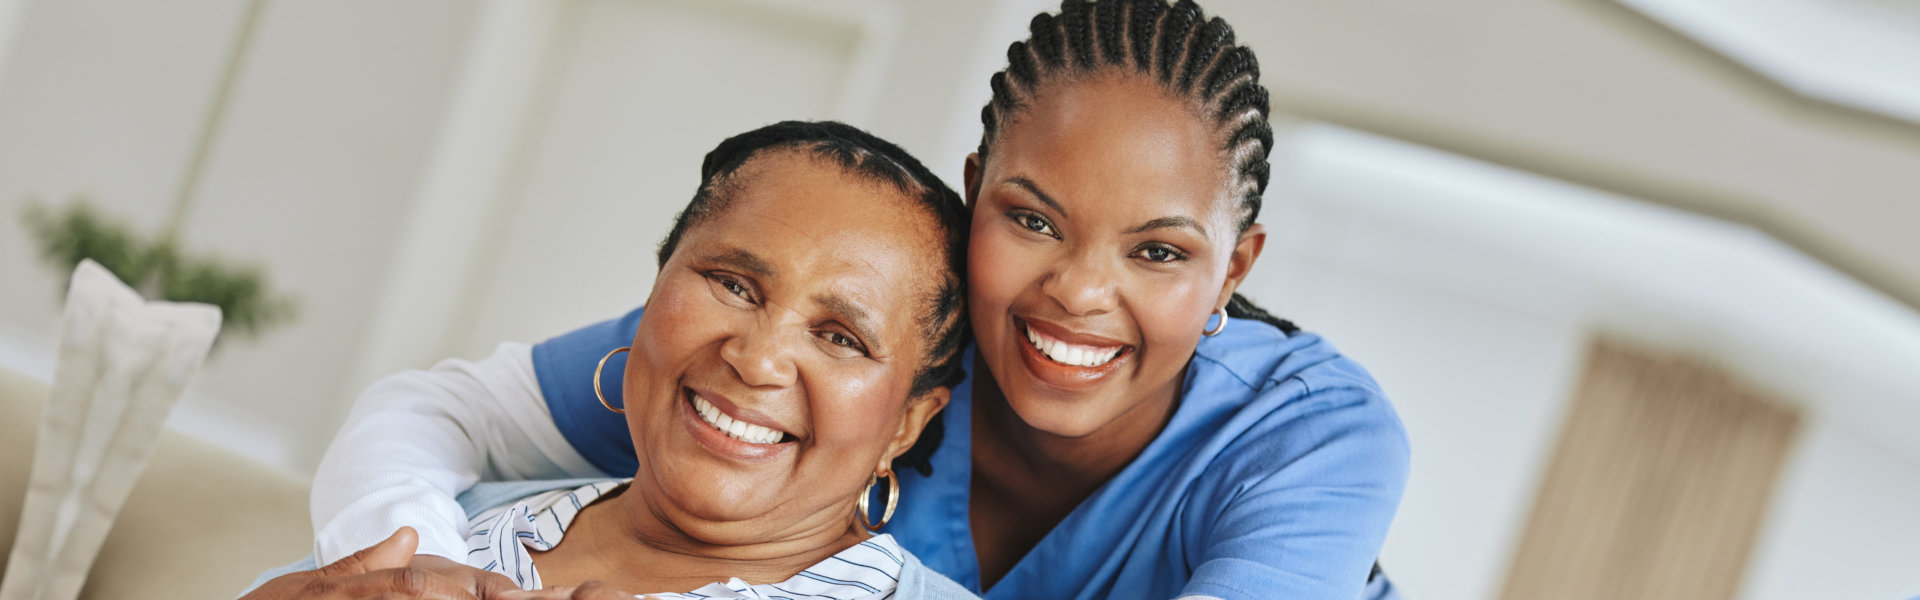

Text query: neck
(533, 483), (867, 592)
(969, 351), (1183, 497)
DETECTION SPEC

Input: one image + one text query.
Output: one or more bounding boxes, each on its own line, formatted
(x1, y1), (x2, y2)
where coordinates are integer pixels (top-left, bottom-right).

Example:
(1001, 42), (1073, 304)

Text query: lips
(1024, 325), (1124, 367)
(692, 394), (787, 444)
(679, 387), (797, 461)
(1012, 317), (1133, 389)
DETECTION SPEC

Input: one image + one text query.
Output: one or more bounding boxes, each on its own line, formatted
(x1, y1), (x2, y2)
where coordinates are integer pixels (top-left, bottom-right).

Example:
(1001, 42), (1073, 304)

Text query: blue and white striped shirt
(465, 479), (909, 599)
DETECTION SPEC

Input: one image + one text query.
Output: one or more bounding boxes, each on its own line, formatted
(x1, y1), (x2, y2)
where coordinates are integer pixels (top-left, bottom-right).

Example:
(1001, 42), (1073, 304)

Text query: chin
(666, 480), (778, 523)
(644, 453), (780, 520)
(1004, 391), (1121, 439)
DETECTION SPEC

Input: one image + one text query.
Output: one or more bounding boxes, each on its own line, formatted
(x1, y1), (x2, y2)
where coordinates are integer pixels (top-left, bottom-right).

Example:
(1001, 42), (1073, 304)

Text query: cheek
(802, 368), (909, 463)
(966, 226), (1036, 315)
(1129, 274), (1217, 354)
(809, 372), (894, 436)
(627, 274), (722, 393)
(639, 274), (706, 339)
(1136, 238), (1240, 333)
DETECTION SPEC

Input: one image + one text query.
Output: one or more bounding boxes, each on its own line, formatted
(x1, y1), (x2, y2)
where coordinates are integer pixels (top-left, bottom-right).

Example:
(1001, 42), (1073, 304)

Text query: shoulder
(899, 546), (984, 600)
(528, 306), (648, 475)
(1184, 322), (1409, 485)
(1192, 320), (1400, 435)
(530, 305), (646, 373)
(1170, 329), (1409, 599)
(529, 305), (646, 405)
(1191, 320), (1384, 399)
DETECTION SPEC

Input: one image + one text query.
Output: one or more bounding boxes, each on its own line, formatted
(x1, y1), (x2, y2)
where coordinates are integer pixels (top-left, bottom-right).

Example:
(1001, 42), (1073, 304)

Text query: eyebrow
(1007, 176), (1066, 217)
(1124, 216), (1210, 241)
(815, 294), (885, 355)
(702, 248), (774, 278)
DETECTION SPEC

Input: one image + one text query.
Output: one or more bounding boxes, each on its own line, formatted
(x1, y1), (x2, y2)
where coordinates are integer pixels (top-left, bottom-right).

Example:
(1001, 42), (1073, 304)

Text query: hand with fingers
(408, 555), (522, 599)
(240, 528), (524, 600)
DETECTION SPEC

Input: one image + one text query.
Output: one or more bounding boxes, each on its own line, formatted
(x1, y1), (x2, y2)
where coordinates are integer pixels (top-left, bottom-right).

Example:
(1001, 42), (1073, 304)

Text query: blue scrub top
(533, 306), (1409, 600)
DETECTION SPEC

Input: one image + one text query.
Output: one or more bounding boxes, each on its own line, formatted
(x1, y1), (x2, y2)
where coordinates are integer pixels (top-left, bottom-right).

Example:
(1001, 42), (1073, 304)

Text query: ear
(879, 386), (952, 473)
(1214, 223), (1267, 310)
(963, 153), (984, 209)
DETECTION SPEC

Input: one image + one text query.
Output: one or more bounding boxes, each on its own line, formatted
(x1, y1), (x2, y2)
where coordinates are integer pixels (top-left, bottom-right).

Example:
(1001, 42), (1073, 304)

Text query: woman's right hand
(240, 528), (519, 600)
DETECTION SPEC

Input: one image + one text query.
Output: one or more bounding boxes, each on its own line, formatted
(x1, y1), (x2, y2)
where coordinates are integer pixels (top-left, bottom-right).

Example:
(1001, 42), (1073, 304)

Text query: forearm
(310, 343), (601, 563)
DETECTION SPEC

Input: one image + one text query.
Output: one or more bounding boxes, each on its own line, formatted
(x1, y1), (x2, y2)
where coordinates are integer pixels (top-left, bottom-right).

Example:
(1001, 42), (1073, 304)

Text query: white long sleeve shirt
(310, 343), (600, 563)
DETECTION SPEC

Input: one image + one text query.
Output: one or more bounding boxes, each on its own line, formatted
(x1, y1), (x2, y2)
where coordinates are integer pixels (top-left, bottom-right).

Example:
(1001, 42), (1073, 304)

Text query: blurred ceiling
(1218, 0), (1920, 314)
(1619, 0), (1920, 124)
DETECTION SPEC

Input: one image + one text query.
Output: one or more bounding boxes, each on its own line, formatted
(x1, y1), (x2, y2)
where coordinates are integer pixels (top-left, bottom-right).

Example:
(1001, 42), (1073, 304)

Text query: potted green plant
(20, 199), (296, 346)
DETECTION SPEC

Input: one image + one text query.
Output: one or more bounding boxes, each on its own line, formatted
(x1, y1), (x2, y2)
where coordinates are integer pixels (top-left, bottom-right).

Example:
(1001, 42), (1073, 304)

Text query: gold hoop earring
(857, 470), (899, 532)
(593, 346), (631, 414)
(1203, 309), (1229, 337)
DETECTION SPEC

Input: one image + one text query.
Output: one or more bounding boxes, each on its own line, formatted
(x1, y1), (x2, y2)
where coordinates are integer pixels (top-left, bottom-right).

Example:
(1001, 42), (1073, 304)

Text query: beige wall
(0, 0), (478, 466)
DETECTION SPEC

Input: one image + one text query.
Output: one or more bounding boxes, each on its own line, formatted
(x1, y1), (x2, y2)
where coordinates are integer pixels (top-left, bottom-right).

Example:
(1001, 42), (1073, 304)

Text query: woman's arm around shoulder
(309, 341), (603, 564)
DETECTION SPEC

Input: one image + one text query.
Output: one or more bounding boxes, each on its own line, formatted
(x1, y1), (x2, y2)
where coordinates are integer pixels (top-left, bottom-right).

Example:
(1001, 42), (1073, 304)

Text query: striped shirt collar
(465, 479), (907, 599)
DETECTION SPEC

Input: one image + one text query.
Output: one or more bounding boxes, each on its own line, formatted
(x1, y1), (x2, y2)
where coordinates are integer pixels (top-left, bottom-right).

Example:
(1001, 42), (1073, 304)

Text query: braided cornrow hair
(979, 0), (1297, 334)
(657, 121), (969, 475)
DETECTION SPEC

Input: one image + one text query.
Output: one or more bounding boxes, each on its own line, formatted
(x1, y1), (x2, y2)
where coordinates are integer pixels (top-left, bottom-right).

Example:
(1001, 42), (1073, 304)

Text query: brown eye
(818, 330), (868, 357)
(1008, 210), (1059, 238)
(1133, 244), (1187, 263)
(706, 272), (758, 306)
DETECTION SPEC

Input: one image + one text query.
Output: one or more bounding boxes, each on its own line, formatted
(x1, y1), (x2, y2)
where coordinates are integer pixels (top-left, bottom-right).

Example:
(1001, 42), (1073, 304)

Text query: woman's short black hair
(655, 120), (969, 475)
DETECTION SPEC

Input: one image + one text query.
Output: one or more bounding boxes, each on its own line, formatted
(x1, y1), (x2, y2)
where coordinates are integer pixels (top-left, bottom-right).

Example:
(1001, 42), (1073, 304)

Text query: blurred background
(0, 0), (1915, 598)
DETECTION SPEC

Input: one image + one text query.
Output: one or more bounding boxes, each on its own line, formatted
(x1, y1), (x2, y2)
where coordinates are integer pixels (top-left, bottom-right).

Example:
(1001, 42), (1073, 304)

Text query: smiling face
(966, 72), (1266, 439)
(623, 149), (950, 544)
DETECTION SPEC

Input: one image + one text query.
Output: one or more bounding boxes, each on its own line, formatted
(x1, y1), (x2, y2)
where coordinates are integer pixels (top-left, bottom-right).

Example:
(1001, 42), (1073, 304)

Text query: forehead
(991, 74), (1234, 221)
(690, 152), (944, 319)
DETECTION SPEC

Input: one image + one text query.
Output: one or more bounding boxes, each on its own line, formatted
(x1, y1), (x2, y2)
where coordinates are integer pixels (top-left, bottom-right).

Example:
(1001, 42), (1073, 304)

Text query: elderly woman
(242, 121), (977, 600)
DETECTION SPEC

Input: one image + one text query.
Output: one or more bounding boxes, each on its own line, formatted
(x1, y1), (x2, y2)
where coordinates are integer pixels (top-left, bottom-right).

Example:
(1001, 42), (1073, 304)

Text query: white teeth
(692, 395), (784, 445)
(1023, 324), (1122, 367)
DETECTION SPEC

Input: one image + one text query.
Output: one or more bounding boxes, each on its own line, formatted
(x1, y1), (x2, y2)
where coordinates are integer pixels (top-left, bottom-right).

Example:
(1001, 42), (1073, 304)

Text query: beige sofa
(0, 367), (314, 599)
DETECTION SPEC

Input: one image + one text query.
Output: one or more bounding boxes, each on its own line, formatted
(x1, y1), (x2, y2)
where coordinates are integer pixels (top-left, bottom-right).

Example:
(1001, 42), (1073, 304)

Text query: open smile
(680, 387), (797, 460)
(1013, 317), (1134, 388)
(1024, 325), (1126, 367)
(691, 393), (790, 444)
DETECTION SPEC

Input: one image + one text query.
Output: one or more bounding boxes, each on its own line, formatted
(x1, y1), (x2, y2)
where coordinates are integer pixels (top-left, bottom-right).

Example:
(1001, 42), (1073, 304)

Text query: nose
(1039, 249), (1119, 317)
(720, 318), (799, 388)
